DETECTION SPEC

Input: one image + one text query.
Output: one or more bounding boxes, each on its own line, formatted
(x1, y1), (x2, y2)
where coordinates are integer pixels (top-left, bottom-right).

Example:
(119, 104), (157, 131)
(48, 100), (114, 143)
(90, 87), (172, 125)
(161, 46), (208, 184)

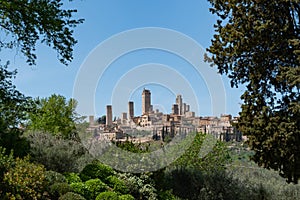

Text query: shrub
(70, 179), (108, 200)
(70, 182), (89, 198)
(157, 190), (180, 200)
(85, 178), (108, 199)
(58, 192), (86, 200)
(95, 191), (119, 200)
(3, 156), (48, 199)
(163, 167), (205, 200)
(118, 173), (157, 200)
(0, 147), (14, 198)
(106, 175), (129, 194)
(45, 170), (67, 185)
(64, 172), (82, 184)
(27, 132), (88, 173)
(0, 146), (14, 178)
(49, 182), (73, 199)
(79, 160), (114, 182)
(119, 194), (135, 200)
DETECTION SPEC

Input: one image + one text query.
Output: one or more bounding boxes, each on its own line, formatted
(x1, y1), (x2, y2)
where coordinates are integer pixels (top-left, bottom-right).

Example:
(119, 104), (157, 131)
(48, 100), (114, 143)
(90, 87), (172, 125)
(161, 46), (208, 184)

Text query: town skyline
(94, 87), (237, 124)
(5, 1), (243, 119)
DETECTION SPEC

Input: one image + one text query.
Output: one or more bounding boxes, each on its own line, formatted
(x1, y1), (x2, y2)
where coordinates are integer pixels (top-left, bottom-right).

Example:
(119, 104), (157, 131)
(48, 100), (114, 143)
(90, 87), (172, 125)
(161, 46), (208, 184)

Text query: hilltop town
(87, 88), (243, 143)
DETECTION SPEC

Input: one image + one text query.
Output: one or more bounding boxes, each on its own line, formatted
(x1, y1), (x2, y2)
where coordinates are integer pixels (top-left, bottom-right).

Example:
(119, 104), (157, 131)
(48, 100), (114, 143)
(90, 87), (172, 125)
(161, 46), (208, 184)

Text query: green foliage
(106, 175), (129, 194)
(227, 156), (300, 200)
(116, 140), (149, 153)
(0, 147), (14, 177)
(79, 160), (114, 182)
(172, 133), (231, 172)
(58, 192), (86, 200)
(157, 190), (180, 200)
(64, 172), (82, 184)
(70, 182), (89, 199)
(27, 94), (79, 139)
(0, 146), (14, 197)
(49, 182), (73, 199)
(85, 178), (108, 200)
(0, 63), (31, 157)
(3, 156), (48, 199)
(45, 170), (67, 185)
(95, 191), (119, 200)
(70, 179), (108, 200)
(207, 0), (300, 183)
(118, 194), (135, 200)
(27, 132), (88, 173)
(0, 0), (83, 65)
(163, 167), (205, 200)
(118, 173), (158, 200)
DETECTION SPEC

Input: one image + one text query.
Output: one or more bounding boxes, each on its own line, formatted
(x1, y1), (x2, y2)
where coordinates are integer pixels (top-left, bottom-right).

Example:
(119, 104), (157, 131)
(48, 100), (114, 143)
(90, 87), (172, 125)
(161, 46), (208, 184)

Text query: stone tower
(176, 95), (183, 115)
(128, 101), (134, 119)
(106, 105), (112, 126)
(142, 89), (151, 115)
(172, 104), (179, 115)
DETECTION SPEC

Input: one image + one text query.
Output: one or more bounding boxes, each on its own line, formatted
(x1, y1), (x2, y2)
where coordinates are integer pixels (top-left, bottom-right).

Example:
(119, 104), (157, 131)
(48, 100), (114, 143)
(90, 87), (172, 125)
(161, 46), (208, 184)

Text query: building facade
(142, 89), (151, 115)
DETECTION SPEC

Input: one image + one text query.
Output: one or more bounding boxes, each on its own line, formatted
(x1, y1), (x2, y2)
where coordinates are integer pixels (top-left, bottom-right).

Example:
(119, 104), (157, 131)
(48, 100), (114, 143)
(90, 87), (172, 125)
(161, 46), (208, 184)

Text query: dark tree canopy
(207, 0), (300, 183)
(0, 62), (32, 156)
(0, 0), (83, 65)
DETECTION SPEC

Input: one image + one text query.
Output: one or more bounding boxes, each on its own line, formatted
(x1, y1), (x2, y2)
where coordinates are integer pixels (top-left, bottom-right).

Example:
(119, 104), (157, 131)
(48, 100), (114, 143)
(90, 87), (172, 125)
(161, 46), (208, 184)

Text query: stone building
(142, 89), (151, 115)
(106, 105), (112, 126)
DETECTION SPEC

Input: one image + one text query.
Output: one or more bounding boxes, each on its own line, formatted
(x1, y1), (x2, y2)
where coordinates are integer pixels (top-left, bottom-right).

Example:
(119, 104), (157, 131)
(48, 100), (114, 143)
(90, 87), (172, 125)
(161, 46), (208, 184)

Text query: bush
(85, 178), (108, 199)
(157, 190), (180, 200)
(163, 167), (205, 200)
(49, 182), (73, 199)
(70, 179), (108, 200)
(118, 173), (157, 200)
(27, 132), (88, 173)
(45, 170), (67, 185)
(70, 182), (89, 199)
(58, 192), (86, 200)
(79, 160), (114, 182)
(106, 175), (129, 194)
(3, 156), (48, 199)
(95, 191), (119, 200)
(64, 172), (82, 184)
(119, 194), (135, 200)
(0, 146), (14, 177)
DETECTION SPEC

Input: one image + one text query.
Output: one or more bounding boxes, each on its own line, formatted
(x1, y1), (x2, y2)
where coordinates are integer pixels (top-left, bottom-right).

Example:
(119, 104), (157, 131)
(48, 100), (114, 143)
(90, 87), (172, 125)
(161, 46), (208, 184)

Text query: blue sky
(3, 0), (244, 119)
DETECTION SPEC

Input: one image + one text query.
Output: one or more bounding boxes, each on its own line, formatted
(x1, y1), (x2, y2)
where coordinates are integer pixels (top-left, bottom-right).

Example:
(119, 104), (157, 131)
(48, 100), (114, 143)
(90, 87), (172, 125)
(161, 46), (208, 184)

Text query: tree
(0, 0), (83, 66)
(0, 62), (32, 156)
(97, 115), (106, 125)
(207, 0), (300, 183)
(27, 94), (79, 138)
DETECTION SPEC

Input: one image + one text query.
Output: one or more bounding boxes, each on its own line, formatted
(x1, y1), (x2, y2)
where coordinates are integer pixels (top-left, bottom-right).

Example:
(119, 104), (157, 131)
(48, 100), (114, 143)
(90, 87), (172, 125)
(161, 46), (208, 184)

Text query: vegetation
(207, 0), (300, 183)
(1, 0), (300, 198)
(27, 94), (79, 139)
(0, 0), (83, 66)
(26, 132), (91, 173)
(0, 63), (32, 157)
(2, 156), (48, 199)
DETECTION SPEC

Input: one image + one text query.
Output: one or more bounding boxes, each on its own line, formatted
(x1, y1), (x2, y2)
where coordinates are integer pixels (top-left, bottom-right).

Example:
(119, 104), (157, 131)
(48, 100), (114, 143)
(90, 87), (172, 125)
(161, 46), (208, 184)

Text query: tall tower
(172, 104), (179, 115)
(176, 95), (183, 115)
(142, 89), (151, 115)
(128, 101), (134, 119)
(106, 105), (112, 126)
